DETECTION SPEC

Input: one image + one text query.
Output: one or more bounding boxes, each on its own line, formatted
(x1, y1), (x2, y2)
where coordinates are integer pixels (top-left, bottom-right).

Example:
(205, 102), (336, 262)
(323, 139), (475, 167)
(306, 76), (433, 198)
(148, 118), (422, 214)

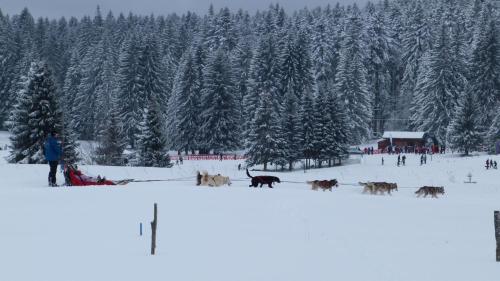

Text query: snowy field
(1, 132), (499, 281)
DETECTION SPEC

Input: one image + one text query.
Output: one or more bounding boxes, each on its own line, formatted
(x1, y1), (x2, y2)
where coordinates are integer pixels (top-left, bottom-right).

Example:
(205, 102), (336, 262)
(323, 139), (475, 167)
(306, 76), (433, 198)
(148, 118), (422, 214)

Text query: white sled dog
(196, 171), (232, 187)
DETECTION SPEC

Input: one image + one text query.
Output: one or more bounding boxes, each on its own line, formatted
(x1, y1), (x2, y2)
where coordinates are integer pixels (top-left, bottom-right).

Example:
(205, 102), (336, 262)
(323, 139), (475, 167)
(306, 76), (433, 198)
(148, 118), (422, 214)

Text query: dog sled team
(195, 169), (445, 198)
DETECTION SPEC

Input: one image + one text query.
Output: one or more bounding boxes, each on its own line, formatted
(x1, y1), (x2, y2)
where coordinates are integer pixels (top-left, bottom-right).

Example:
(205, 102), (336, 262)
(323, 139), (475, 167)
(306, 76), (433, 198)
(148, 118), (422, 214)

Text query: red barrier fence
(170, 154), (246, 161)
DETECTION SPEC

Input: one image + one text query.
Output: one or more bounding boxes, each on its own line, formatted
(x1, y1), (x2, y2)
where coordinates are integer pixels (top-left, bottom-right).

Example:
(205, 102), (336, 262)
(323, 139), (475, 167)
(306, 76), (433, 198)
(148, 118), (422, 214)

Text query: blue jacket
(44, 136), (62, 161)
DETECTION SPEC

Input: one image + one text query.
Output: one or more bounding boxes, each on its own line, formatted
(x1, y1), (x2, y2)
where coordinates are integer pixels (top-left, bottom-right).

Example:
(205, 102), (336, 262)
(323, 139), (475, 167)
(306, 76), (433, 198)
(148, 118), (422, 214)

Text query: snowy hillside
(1, 132), (499, 280)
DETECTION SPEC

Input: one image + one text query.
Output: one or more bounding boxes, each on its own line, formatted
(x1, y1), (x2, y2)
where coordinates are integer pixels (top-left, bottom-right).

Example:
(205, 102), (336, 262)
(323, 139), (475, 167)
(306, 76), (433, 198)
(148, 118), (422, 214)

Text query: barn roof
(382, 131), (426, 139)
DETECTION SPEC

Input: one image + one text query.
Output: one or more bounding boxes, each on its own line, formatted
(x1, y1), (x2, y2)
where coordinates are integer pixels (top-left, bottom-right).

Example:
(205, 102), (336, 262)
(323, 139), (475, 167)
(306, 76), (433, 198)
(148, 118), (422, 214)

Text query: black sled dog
(246, 169), (281, 188)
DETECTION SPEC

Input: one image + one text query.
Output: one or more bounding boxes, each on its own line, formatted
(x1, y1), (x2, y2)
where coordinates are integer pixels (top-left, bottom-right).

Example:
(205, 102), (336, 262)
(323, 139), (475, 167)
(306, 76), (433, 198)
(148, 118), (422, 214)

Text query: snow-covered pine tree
(231, 36), (253, 133)
(62, 49), (81, 121)
(487, 109), (500, 152)
(365, 2), (393, 136)
(95, 102), (125, 166)
(0, 12), (19, 129)
(245, 91), (282, 171)
(299, 90), (315, 169)
(411, 21), (466, 144)
(137, 34), (168, 110)
(400, 1), (432, 128)
(166, 48), (201, 154)
(73, 39), (106, 140)
(60, 118), (80, 165)
(277, 82), (302, 170)
(310, 11), (338, 98)
(244, 32), (282, 139)
(137, 99), (170, 167)
(311, 88), (329, 168)
(9, 61), (62, 163)
(447, 86), (483, 156)
(384, 0), (404, 130)
(116, 32), (143, 147)
(334, 4), (371, 144)
(325, 89), (349, 166)
(199, 48), (239, 152)
(468, 3), (500, 129)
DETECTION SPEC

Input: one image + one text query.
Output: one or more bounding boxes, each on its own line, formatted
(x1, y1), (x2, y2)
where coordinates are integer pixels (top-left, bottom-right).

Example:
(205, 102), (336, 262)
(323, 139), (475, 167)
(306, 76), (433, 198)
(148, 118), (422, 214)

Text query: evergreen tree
(9, 61), (62, 163)
(299, 90), (315, 169)
(138, 35), (168, 110)
(468, 4), (500, 128)
(0, 12), (19, 128)
(73, 38), (106, 140)
(325, 90), (349, 166)
(365, 3), (393, 135)
(244, 32), (281, 138)
(334, 5), (371, 144)
(137, 100), (170, 167)
(310, 12), (337, 94)
(61, 49), (81, 121)
(400, 1), (432, 128)
(411, 22), (466, 143)
(447, 86), (483, 156)
(312, 89), (329, 167)
(277, 82), (302, 170)
(245, 91), (281, 171)
(116, 32), (143, 147)
(166, 49), (202, 154)
(60, 118), (80, 165)
(199, 48), (239, 152)
(95, 103), (125, 166)
(487, 109), (500, 152)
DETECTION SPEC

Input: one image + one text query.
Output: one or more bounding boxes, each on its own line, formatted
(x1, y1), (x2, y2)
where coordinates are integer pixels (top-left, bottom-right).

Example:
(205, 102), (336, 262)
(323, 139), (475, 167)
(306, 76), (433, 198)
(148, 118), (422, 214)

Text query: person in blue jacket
(44, 131), (62, 187)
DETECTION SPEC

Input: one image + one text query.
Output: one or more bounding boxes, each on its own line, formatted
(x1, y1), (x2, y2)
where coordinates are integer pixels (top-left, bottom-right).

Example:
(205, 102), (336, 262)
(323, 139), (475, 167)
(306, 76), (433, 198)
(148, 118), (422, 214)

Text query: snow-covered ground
(1, 131), (499, 281)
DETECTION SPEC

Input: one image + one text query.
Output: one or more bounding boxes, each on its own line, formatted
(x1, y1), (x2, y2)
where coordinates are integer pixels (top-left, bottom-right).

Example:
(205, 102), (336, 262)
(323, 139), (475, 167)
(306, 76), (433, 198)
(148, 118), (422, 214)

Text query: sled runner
(64, 164), (133, 186)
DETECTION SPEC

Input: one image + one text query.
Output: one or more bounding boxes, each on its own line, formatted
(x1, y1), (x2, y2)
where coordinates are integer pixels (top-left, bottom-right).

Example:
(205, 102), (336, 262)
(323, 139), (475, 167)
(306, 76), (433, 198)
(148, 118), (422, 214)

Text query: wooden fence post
(495, 211), (500, 262)
(151, 203), (158, 255)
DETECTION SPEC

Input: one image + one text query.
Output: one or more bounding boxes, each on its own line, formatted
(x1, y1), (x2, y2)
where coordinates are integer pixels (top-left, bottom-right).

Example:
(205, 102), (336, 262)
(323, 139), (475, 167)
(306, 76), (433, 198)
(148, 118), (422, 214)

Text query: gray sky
(1, 0), (368, 18)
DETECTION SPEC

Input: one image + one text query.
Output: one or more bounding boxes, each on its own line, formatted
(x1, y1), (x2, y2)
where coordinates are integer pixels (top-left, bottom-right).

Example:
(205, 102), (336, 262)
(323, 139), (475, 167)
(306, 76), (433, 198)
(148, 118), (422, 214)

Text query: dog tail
(246, 168), (253, 178)
(306, 181), (314, 184)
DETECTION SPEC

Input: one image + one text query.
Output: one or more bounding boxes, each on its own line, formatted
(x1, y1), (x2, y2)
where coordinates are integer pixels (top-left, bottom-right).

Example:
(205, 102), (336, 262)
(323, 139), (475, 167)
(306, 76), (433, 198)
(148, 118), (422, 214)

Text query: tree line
(1, 0), (500, 169)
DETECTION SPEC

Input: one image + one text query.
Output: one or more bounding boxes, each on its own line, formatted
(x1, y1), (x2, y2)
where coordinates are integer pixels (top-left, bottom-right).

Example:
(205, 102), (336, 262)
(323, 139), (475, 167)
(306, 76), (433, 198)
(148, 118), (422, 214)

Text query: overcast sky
(1, 0), (369, 18)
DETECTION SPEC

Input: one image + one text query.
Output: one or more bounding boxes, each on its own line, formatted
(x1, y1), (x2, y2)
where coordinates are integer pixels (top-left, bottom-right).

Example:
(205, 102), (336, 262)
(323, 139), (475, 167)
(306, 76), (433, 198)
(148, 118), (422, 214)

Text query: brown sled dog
(246, 169), (280, 188)
(415, 186), (445, 198)
(307, 179), (339, 191)
(359, 182), (398, 195)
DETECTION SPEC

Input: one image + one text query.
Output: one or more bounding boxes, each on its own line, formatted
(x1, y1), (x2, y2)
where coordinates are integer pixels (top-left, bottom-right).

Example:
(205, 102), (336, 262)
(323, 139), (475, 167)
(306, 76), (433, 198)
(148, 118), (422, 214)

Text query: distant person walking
(381, 157), (384, 166)
(44, 131), (62, 187)
(397, 154), (401, 167)
(402, 155), (406, 166)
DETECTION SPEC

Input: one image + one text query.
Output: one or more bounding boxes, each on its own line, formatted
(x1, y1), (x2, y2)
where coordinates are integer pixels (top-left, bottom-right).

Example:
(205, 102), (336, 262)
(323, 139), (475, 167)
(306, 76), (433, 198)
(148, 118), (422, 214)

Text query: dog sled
(63, 164), (133, 186)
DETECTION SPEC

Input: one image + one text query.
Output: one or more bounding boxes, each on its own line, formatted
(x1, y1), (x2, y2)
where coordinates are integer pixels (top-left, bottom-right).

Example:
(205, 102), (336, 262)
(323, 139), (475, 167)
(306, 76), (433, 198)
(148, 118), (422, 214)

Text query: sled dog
(415, 186), (445, 198)
(307, 179), (339, 191)
(359, 182), (398, 195)
(246, 169), (280, 188)
(196, 171), (231, 187)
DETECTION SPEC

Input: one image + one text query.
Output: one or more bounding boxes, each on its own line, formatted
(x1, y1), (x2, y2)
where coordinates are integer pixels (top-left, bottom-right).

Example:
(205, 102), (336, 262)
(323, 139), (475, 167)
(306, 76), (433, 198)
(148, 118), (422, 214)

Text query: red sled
(64, 164), (132, 186)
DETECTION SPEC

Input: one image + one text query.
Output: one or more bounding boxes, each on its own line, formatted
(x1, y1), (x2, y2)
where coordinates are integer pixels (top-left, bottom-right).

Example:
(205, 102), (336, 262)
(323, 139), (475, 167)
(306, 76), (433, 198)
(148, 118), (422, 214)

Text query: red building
(377, 131), (436, 153)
